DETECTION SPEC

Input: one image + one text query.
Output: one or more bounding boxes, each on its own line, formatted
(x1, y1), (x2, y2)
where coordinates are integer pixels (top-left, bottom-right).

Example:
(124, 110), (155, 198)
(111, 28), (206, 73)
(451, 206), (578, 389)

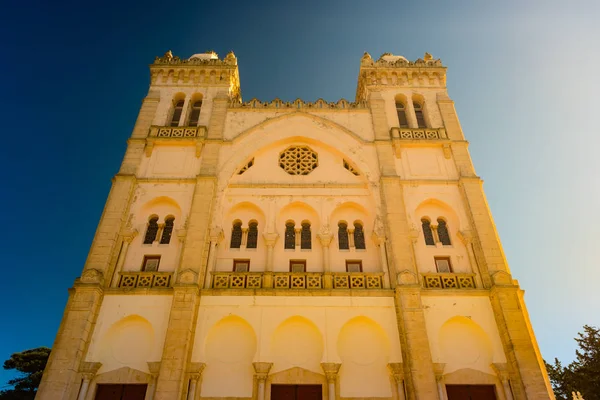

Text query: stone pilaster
(393, 286), (439, 400)
(83, 175), (136, 278)
(436, 93), (465, 141)
(490, 286), (555, 399)
(379, 178), (417, 283)
(369, 91), (390, 141)
(207, 93), (229, 140)
(131, 91), (160, 139)
(154, 286), (200, 400)
(36, 284), (104, 400)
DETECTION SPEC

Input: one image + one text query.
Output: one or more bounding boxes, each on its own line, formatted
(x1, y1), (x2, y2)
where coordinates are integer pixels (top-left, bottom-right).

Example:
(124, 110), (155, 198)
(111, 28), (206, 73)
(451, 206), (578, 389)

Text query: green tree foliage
(546, 325), (600, 400)
(0, 347), (50, 400)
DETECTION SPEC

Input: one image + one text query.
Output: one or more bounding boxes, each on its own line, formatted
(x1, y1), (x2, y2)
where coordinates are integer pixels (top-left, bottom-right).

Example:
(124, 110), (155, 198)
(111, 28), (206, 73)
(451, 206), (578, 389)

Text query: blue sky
(1, 0), (599, 387)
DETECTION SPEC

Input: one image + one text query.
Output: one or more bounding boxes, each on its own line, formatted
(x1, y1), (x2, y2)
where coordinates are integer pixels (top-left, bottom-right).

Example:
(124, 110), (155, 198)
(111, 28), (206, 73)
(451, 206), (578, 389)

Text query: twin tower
(36, 50), (555, 400)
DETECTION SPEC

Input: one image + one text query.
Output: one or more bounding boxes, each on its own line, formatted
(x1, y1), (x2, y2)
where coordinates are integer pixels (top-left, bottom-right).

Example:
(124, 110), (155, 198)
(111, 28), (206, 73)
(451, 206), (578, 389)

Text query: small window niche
(142, 255), (161, 272)
(346, 260), (363, 273)
(289, 260), (306, 272)
(434, 256), (452, 273)
(233, 259), (250, 272)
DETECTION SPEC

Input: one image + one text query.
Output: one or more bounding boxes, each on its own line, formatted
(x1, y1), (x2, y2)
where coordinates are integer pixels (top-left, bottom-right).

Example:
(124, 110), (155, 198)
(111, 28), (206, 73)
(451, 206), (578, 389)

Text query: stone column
(387, 363), (406, 400)
(372, 230), (390, 289)
(204, 227), (223, 289)
(317, 226), (333, 289)
(111, 229), (137, 287)
(145, 362), (161, 400)
(491, 363), (513, 400)
(295, 228), (302, 248)
(253, 362), (273, 400)
(321, 363), (341, 400)
(76, 362), (101, 400)
(263, 233), (279, 288)
(434, 363), (446, 400)
(347, 228), (355, 248)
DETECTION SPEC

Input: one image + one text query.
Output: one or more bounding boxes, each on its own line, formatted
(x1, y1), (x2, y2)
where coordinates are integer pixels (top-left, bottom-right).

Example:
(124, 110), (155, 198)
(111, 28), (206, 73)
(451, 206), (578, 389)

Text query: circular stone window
(279, 146), (318, 175)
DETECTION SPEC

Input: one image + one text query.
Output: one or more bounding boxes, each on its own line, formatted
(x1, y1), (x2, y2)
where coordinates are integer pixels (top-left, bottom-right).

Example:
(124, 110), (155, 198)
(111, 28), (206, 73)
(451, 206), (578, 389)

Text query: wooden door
(95, 384), (147, 400)
(271, 384), (322, 400)
(446, 385), (497, 400)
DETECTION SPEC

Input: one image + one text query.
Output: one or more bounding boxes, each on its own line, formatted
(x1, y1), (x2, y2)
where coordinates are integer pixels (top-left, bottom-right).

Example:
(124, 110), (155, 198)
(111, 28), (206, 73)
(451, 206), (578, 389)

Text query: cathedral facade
(36, 50), (555, 400)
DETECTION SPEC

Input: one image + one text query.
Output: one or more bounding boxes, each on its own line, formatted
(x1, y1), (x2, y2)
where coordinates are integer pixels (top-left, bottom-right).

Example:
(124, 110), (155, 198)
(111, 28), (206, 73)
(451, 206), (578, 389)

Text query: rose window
(279, 146), (318, 175)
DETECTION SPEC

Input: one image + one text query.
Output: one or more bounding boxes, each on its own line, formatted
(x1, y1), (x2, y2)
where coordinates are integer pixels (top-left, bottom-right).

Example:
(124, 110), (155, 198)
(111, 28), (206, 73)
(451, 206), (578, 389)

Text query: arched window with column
(301, 221), (312, 249)
(230, 220), (243, 249)
(437, 218), (451, 245)
(187, 99), (202, 126)
(170, 99), (184, 126)
(338, 222), (349, 250)
(284, 221), (296, 249)
(413, 102), (427, 128)
(159, 216), (175, 244)
(354, 222), (366, 249)
(143, 216), (159, 244)
(421, 218), (435, 245)
(395, 100), (408, 128)
(247, 221), (258, 249)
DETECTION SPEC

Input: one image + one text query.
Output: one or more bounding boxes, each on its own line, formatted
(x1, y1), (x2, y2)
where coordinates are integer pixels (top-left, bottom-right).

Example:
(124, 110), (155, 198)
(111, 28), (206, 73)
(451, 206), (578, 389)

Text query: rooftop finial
(424, 52), (433, 61)
(164, 50), (173, 61)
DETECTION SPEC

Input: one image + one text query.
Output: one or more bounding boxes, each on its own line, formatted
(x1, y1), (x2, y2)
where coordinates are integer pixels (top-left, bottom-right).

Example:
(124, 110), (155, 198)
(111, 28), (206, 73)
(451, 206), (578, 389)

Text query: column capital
(122, 229), (138, 243)
(263, 232), (279, 247)
(321, 363), (341, 383)
(209, 227), (224, 243)
(253, 362), (273, 381)
(490, 362), (509, 382)
(433, 363), (446, 381)
(79, 361), (102, 380)
(147, 361), (161, 378)
(189, 362), (206, 375)
(387, 363), (404, 383)
(457, 230), (474, 245)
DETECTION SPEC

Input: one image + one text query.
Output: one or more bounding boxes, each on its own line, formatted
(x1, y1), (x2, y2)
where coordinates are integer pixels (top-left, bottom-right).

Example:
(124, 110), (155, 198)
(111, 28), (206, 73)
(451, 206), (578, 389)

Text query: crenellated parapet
(356, 52), (447, 102)
(150, 50), (241, 101)
(230, 97), (368, 110)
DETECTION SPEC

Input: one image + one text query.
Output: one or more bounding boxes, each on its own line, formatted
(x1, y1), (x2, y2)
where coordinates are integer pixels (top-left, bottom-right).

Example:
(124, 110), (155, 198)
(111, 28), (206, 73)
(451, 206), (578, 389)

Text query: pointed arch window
(159, 217), (175, 244)
(354, 222), (366, 250)
(396, 101), (408, 128)
(247, 221), (258, 249)
(414, 102), (427, 128)
(188, 100), (202, 126)
(301, 222), (312, 249)
(421, 218), (435, 245)
(170, 99), (184, 126)
(143, 216), (159, 244)
(284, 222), (296, 249)
(437, 218), (451, 245)
(338, 222), (349, 250)
(230, 221), (243, 249)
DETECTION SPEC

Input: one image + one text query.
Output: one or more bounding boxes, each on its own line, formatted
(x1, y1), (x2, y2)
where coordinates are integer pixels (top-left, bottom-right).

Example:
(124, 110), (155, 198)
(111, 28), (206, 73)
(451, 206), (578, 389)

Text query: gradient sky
(1, 0), (599, 387)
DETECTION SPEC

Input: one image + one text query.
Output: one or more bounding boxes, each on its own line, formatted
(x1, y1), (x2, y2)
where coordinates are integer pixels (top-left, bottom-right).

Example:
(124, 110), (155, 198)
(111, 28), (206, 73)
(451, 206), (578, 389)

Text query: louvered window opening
(396, 102), (408, 128)
(422, 219), (435, 245)
(170, 100), (184, 127)
(300, 223), (311, 249)
(230, 222), (243, 248)
(414, 102), (426, 128)
(188, 100), (202, 126)
(284, 223), (296, 249)
(437, 219), (451, 245)
(144, 217), (159, 244)
(159, 217), (175, 244)
(247, 222), (258, 249)
(354, 223), (366, 249)
(338, 223), (349, 250)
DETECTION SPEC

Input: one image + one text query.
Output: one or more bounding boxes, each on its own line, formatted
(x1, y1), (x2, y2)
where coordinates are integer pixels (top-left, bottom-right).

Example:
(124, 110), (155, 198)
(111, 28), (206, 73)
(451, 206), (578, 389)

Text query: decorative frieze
(230, 97), (367, 110)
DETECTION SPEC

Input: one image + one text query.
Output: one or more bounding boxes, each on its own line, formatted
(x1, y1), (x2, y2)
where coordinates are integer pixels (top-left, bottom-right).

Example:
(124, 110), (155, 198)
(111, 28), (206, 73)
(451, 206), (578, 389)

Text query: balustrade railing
(149, 125), (206, 138)
(422, 273), (476, 289)
(211, 271), (384, 290)
(118, 271), (173, 289)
